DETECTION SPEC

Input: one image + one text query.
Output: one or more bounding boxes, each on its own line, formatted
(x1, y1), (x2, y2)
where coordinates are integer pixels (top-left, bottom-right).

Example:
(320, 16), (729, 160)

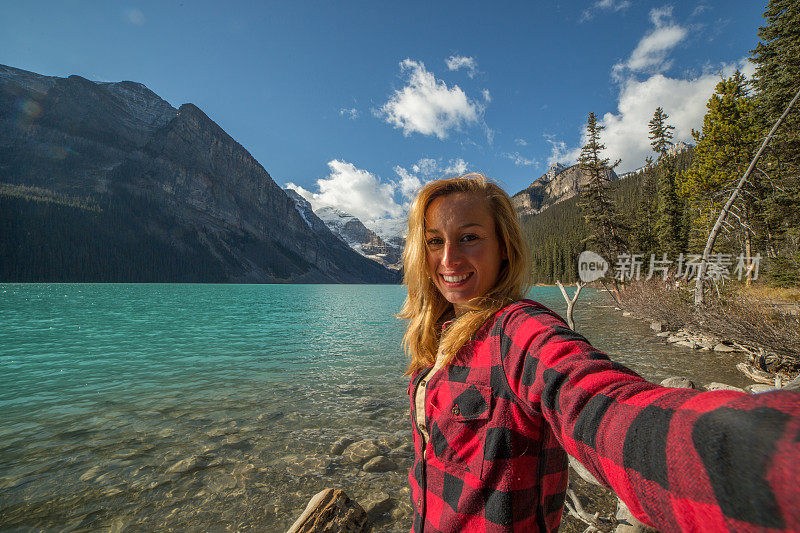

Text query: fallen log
(736, 362), (785, 386)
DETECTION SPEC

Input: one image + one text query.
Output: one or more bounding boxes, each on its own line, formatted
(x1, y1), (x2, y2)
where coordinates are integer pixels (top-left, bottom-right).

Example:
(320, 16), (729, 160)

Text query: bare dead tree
(694, 85), (800, 306)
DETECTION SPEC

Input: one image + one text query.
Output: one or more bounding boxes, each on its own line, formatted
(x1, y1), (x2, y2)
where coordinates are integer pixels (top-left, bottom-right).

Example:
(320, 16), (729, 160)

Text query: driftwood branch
(694, 84), (800, 306)
(564, 488), (602, 532)
(556, 280), (585, 330)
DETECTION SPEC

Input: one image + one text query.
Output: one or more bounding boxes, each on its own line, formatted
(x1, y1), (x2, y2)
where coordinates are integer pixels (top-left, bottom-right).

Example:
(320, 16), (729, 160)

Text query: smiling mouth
(441, 273), (473, 285)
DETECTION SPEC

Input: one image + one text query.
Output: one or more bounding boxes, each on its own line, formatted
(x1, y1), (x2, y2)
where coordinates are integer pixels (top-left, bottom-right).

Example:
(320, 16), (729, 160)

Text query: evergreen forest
(521, 0), (800, 288)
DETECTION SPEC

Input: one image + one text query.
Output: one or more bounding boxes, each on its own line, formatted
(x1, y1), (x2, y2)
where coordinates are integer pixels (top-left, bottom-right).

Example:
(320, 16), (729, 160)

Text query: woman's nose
(441, 241), (461, 267)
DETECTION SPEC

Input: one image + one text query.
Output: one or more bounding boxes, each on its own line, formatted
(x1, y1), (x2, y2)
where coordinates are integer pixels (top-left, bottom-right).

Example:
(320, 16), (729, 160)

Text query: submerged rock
(362, 456), (396, 473)
(331, 437), (355, 455)
(166, 454), (211, 474)
(362, 491), (395, 518)
(343, 440), (382, 464)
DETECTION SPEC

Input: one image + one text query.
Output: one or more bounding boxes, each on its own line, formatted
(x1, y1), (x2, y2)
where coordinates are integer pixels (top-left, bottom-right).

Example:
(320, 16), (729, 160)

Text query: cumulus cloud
(379, 59), (481, 139)
(580, 0), (631, 22)
(504, 152), (537, 167)
(550, 59), (755, 173)
(339, 107), (358, 120)
(612, 6), (688, 79)
(285, 157), (473, 235)
(394, 157), (470, 203)
(285, 160), (403, 223)
(407, 157), (469, 179)
(446, 55), (478, 78)
(444, 158), (469, 175)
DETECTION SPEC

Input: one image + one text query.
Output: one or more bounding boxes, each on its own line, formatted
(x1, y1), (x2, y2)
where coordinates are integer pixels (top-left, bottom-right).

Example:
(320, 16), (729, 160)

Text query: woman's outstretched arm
(498, 300), (800, 531)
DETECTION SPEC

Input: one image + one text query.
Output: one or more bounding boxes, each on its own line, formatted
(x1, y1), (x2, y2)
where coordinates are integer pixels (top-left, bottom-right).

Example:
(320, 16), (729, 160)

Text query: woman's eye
(461, 234), (478, 242)
(426, 238), (443, 247)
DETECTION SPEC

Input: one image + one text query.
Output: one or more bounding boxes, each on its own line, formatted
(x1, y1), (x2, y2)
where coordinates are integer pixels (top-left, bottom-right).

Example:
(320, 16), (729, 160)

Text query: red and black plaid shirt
(407, 300), (800, 532)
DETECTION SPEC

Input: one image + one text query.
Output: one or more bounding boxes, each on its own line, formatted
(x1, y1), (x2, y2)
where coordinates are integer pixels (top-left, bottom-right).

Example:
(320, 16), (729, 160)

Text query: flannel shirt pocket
(429, 381), (492, 478)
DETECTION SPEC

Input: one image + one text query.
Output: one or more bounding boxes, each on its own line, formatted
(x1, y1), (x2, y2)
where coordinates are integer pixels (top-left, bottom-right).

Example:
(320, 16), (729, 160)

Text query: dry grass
(618, 280), (800, 369)
(738, 284), (800, 304)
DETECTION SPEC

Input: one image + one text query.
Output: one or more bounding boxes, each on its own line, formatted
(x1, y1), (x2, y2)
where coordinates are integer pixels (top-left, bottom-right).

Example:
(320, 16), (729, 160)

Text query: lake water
(0, 284), (752, 531)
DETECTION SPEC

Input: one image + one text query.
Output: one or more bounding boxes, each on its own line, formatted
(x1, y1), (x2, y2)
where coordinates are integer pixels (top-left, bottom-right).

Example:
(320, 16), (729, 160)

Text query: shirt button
(452, 404), (460, 416)
(420, 380), (426, 387)
(418, 423), (426, 432)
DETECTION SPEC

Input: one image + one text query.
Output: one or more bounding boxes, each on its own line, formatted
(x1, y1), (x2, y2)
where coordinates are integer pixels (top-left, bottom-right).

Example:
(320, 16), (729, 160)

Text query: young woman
(398, 173), (800, 532)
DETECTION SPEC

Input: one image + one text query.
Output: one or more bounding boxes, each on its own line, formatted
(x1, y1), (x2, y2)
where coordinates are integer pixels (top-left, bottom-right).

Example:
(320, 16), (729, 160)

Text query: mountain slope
(0, 64), (396, 283)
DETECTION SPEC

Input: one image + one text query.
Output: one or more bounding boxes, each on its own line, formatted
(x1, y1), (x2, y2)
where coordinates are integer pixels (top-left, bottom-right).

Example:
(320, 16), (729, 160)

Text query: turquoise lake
(0, 284), (752, 531)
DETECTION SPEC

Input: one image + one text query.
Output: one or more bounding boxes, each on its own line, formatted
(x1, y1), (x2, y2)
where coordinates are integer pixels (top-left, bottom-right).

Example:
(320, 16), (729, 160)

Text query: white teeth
(443, 273), (470, 283)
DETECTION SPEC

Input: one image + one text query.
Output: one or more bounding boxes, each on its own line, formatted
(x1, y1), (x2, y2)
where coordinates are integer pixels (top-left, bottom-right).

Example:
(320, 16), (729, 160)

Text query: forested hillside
(520, 150), (694, 284)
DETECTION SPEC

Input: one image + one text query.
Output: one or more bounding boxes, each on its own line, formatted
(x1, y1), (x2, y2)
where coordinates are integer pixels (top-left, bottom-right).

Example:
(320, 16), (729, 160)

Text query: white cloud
(339, 107), (358, 120)
(580, 0), (631, 22)
(411, 157), (438, 176)
(395, 157), (470, 204)
(612, 6), (688, 78)
(379, 59), (481, 139)
(504, 152), (537, 167)
(514, 138), (528, 146)
(407, 157), (469, 179)
(285, 160), (403, 223)
(446, 55), (478, 78)
(544, 134), (575, 167)
(551, 59), (755, 173)
(444, 158), (469, 175)
(285, 157), (472, 235)
(482, 89), (491, 102)
(394, 166), (423, 200)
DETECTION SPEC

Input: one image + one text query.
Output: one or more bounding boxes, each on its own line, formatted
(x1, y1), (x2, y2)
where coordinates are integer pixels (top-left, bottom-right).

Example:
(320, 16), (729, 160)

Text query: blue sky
(0, 0), (765, 231)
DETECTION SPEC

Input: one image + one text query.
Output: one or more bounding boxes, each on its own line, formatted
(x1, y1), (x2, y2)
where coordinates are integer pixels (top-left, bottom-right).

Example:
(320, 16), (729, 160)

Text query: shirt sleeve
(498, 302), (800, 531)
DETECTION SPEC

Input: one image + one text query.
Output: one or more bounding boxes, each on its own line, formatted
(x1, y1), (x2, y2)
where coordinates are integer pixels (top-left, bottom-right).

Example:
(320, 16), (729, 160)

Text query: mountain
(511, 163), (618, 217)
(314, 206), (402, 269)
(0, 64), (396, 283)
(284, 188), (404, 269)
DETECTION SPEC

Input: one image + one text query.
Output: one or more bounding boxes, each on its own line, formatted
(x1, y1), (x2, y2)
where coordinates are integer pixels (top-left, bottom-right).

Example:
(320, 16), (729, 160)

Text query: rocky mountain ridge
(0, 64), (396, 283)
(511, 163), (618, 217)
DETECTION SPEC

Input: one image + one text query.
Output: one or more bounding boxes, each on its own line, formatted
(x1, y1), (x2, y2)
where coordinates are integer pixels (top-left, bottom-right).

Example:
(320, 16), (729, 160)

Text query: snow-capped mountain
(315, 206), (403, 269)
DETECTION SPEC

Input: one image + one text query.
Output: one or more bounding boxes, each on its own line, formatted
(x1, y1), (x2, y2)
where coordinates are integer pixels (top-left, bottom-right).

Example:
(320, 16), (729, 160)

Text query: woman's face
(424, 192), (506, 315)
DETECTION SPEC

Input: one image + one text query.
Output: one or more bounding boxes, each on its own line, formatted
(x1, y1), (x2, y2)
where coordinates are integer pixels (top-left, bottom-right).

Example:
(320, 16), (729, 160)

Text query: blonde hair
(398, 173), (531, 374)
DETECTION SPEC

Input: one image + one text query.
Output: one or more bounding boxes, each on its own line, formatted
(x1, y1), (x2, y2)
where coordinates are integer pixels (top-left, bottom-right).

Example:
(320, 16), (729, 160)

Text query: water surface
(0, 284), (750, 531)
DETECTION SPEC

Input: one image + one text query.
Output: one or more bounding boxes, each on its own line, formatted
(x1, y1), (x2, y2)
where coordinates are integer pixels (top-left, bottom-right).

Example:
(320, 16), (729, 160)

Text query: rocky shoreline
(618, 307), (798, 392)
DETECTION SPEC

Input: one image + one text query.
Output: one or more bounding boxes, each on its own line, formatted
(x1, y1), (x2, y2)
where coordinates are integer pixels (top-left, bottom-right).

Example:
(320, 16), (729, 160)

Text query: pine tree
(578, 112), (624, 262)
(631, 156), (658, 257)
(750, 0), (800, 285)
(751, 0), (800, 169)
(649, 107), (683, 256)
(680, 72), (760, 259)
